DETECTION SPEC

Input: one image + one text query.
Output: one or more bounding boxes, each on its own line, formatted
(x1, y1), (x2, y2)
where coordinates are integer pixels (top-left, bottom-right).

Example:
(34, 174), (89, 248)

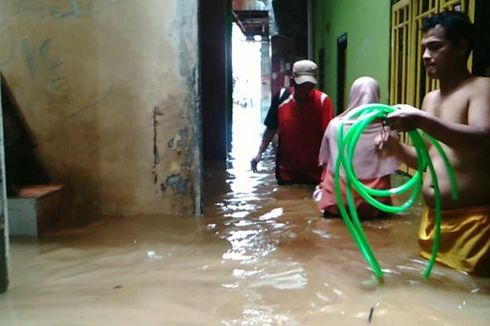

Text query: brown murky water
(1, 108), (490, 325)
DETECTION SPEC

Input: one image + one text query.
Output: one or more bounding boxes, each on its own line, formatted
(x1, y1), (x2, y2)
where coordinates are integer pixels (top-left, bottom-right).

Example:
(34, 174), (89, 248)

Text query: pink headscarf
(345, 76), (380, 112)
(318, 76), (399, 178)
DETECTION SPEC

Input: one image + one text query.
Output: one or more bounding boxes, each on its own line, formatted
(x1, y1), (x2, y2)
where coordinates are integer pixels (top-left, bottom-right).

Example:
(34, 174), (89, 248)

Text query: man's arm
(417, 115), (490, 149)
(386, 80), (490, 149)
(374, 95), (434, 168)
(375, 132), (419, 168)
(251, 89), (283, 172)
(251, 127), (277, 172)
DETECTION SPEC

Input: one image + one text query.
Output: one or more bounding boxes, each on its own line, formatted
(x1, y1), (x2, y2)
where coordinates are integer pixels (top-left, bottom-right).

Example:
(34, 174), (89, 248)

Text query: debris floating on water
(368, 306), (374, 323)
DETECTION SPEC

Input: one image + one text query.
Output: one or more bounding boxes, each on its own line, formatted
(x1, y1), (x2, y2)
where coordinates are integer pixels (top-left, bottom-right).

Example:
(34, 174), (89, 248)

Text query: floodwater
(1, 107), (490, 325)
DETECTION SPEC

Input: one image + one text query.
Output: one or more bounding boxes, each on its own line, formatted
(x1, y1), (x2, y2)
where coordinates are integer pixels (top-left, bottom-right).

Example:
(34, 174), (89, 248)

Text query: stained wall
(0, 0), (201, 223)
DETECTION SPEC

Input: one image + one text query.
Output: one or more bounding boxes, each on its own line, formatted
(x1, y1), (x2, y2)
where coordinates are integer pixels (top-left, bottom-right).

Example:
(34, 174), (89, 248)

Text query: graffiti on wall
(13, 0), (128, 18)
(21, 38), (65, 93)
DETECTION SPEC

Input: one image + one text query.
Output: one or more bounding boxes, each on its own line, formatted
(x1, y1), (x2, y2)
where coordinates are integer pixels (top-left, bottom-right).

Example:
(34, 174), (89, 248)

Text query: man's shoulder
(425, 89), (440, 99)
(421, 89), (441, 112)
(311, 89), (331, 106)
(278, 92), (294, 109)
(470, 75), (490, 90)
(313, 89), (329, 97)
(454, 76), (490, 100)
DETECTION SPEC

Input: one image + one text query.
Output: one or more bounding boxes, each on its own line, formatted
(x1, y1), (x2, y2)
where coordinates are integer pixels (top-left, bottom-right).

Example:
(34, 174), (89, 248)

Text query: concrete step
(8, 184), (63, 236)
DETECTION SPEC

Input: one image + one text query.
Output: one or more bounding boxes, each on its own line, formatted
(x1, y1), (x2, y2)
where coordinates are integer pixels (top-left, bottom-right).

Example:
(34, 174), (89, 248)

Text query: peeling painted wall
(0, 0), (201, 222)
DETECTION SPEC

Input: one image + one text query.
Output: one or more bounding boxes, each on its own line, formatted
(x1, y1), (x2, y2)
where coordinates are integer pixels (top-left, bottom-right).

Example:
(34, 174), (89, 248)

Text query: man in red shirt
(251, 60), (334, 185)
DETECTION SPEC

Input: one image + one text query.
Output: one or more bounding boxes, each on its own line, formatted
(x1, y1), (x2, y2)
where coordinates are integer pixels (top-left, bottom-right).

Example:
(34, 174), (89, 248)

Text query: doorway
(230, 23), (265, 168)
(199, 0), (309, 210)
(336, 33), (347, 114)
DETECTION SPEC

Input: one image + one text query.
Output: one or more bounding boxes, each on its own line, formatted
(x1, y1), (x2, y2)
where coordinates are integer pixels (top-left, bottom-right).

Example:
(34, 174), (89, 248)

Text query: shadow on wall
(1, 74), (50, 196)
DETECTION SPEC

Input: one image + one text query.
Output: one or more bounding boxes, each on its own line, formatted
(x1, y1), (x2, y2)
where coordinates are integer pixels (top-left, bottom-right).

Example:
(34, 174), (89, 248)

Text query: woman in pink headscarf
(314, 76), (399, 219)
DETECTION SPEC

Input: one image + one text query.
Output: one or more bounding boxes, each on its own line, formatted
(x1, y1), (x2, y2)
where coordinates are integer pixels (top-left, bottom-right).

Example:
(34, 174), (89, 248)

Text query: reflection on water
(1, 106), (490, 325)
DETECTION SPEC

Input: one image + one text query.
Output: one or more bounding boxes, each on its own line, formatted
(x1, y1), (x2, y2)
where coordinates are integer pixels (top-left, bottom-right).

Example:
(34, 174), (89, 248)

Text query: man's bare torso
(422, 76), (490, 209)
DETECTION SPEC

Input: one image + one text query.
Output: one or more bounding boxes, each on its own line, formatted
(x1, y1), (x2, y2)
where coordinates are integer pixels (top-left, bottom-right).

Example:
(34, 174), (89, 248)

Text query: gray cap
(292, 60), (318, 84)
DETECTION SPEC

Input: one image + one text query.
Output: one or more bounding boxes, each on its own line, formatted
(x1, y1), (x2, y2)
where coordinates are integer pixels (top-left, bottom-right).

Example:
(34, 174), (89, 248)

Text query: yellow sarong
(419, 206), (490, 276)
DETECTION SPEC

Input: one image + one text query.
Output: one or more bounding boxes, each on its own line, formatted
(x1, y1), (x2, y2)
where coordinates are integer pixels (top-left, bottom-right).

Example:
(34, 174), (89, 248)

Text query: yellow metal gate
(391, 0), (475, 107)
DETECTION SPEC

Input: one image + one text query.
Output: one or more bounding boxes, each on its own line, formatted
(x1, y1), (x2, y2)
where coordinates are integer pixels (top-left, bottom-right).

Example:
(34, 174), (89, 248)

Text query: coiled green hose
(333, 103), (458, 280)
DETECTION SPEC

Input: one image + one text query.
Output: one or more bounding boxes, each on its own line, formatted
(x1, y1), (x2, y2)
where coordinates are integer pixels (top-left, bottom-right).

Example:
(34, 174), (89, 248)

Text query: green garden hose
(334, 103), (458, 280)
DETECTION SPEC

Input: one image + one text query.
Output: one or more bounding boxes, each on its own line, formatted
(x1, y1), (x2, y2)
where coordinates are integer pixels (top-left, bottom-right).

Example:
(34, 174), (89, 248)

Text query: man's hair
(421, 10), (474, 57)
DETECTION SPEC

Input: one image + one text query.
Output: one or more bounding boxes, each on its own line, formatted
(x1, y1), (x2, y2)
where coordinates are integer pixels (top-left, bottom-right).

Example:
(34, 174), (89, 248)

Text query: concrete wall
(313, 0), (391, 111)
(0, 0), (201, 223)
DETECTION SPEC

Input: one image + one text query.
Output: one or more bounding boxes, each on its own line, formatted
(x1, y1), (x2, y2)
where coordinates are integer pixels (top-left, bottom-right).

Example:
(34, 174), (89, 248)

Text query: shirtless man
(377, 11), (490, 276)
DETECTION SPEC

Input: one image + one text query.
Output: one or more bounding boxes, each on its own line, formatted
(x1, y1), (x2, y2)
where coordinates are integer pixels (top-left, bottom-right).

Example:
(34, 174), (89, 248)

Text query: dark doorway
(199, 0), (309, 166)
(199, 1), (309, 212)
(1, 75), (50, 197)
(474, 0), (490, 76)
(336, 33), (347, 114)
(200, 0), (233, 165)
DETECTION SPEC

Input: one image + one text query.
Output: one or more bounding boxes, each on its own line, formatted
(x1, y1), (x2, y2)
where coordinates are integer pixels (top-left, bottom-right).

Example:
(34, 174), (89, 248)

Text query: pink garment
(344, 76), (379, 111)
(314, 170), (392, 219)
(318, 77), (399, 179)
(318, 116), (399, 179)
(314, 76), (399, 217)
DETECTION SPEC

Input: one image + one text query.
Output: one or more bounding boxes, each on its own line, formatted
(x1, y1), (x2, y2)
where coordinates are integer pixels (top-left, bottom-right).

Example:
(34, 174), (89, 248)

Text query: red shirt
(265, 88), (334, 184)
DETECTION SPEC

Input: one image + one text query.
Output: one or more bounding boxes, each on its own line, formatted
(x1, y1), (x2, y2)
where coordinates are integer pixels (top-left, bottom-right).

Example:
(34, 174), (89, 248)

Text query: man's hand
(385, 104), (426, 132)
(251, 153), (262, 172)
